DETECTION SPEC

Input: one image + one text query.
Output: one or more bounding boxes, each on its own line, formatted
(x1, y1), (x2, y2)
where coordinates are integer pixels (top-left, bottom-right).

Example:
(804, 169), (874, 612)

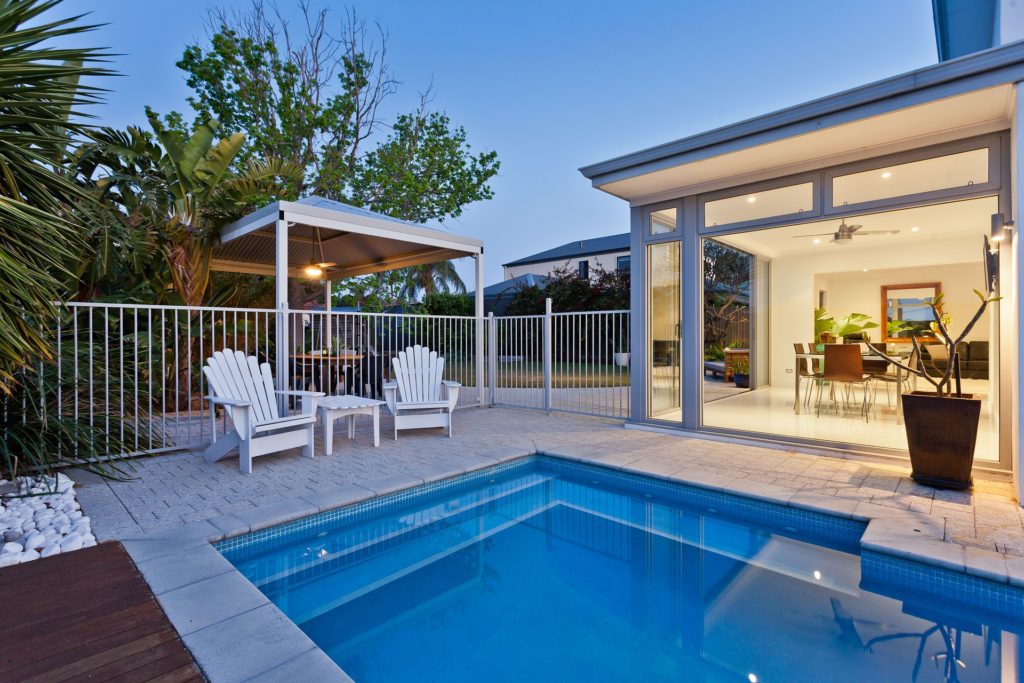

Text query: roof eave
(579, 40), (1024, 187)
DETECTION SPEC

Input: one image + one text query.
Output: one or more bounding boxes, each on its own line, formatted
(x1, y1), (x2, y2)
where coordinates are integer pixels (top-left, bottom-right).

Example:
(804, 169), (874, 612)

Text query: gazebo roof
(211, 196), (483, 280)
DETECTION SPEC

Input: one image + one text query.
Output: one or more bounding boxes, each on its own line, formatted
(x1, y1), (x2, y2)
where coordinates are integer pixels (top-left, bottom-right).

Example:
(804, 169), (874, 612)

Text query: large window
(831, 148), (988, 208)
(647, 241), (681, 421)
(704, 182), (814, 229)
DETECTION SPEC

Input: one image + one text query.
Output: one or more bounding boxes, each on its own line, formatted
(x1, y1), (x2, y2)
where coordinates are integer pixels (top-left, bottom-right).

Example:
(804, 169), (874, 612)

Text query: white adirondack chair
(383, 345), (460, 439)
(203, 349), (324, 473)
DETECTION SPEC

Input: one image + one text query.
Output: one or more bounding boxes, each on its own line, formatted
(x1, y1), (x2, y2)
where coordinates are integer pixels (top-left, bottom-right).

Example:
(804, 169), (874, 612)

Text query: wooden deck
(0, 542), (204, 682)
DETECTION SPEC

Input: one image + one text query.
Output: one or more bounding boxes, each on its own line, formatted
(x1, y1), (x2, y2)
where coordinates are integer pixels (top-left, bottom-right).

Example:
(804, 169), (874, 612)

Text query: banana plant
(78, 114), (305, 306)
(830, 312), (878, 339)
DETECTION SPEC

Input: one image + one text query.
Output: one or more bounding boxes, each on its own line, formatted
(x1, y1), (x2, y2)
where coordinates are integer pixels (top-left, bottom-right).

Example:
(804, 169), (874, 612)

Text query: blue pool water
(218, 458), (1024, 682)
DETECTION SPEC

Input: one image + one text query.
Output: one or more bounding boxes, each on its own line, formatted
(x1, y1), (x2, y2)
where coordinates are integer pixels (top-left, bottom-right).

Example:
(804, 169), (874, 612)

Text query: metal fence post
(543, 298), (552, 414)
(487, 312), (497, 406)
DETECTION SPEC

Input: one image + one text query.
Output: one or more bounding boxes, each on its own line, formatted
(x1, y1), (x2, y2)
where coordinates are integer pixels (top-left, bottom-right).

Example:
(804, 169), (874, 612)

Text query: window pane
(650, 207), (677, 235)
(704, 182), (813, 228)
(832, 148), (988, 207)
(647, 241), (681, 420)
(616, 255), (630, 272)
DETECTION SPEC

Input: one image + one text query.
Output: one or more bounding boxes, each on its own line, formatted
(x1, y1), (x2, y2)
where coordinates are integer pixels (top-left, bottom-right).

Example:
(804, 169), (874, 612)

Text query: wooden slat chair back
(383, 345), (460, 439)
(203, 349), (323, 473)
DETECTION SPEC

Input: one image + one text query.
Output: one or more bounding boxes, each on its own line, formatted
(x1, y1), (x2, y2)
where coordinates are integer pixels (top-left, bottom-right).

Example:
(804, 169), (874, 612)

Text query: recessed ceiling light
(813, 238), (821, 244)
(747, 196), (757, 203)
(880, 171), (892, 179)
(911, 226), (919, 232)
(862, 268), (869, 272)
(813, 570), (822, 581)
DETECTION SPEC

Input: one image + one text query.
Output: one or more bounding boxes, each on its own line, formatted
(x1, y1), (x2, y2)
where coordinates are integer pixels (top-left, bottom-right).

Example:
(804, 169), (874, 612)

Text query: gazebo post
(275, 215), (290, 412)
(474, 253), (485, 406)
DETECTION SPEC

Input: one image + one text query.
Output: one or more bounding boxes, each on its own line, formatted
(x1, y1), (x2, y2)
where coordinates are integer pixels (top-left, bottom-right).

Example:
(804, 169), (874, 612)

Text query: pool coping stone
(124, 446), (1024, 682)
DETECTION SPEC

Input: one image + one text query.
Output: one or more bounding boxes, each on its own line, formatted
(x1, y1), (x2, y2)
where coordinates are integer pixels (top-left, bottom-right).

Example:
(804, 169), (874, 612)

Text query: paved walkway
(75, 406), (1024, 556)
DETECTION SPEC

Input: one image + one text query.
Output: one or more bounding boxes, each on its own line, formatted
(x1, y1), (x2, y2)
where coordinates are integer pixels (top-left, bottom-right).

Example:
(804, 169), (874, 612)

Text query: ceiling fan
(794, 219), (900, 245)
(303, 227), (337, 278)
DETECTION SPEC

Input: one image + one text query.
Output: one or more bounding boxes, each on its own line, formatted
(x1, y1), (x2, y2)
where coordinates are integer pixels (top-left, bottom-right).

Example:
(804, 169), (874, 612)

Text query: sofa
(921, 341), (989, 379)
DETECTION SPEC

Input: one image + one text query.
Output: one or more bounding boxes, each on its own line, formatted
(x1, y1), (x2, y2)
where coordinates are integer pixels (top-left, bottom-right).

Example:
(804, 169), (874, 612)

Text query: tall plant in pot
(879, 290), (1000, 489)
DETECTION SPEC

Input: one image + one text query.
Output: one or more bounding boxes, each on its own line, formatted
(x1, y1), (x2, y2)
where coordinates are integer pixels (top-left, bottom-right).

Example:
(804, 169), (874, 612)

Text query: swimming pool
(218, 457), (1023, 682)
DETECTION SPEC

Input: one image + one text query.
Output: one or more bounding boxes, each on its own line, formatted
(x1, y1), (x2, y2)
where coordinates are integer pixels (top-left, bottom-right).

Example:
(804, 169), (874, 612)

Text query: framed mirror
(881, 282), (941, 342)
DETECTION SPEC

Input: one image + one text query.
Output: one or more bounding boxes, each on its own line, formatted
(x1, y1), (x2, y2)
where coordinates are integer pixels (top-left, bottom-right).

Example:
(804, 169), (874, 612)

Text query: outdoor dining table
(793, 350), (913, 425)
(291, 351), (365, 394)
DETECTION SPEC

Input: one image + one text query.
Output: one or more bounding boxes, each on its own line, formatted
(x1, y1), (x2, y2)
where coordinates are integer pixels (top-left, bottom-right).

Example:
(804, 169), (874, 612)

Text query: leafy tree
(163, 2), (498, 303)
(506, 265), (630, 315)
(349, 106), (498, 222)
(421, 292), (473, 317)
(703, 240), (751, 348)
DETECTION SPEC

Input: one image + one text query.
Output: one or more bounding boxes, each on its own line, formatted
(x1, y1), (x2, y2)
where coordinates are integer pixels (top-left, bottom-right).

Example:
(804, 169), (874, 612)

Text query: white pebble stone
(40, 543), (60, 558)
(60, 535), (83, 552)
(19, 549), (38, 562)
(24, 532), (45, 550)
(2, 541), (22, 554)
(0, 552), (20, 567)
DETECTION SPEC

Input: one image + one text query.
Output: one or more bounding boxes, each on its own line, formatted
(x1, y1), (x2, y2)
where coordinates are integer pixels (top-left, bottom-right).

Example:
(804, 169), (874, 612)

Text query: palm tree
(400, 260), (466, 300)
(0, 0), (111, 391)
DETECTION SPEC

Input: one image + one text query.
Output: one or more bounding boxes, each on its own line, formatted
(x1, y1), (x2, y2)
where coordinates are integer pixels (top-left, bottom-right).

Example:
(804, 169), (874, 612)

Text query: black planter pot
(901, 391), (981, 490)
(733, 373), (750, 389)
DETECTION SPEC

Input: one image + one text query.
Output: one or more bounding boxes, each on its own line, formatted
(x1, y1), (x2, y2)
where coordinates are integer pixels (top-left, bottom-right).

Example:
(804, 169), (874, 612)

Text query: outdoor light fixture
(991, 212), (1014, 244)
(303, 227), (337, 279)
(880, 171), (892, 179)
(813, 238), (821, 244)
(747, 196), (757, 203)
(911, 226), (919, 232)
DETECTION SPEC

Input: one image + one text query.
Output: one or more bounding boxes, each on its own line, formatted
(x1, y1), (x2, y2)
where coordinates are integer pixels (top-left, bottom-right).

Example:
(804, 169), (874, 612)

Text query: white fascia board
(279, 201), (483, 255)
(219, 202), (282, 244)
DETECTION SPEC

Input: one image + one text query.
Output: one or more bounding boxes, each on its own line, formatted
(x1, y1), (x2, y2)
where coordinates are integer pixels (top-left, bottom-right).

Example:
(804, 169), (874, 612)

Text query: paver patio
(74, 407), (1024, 556)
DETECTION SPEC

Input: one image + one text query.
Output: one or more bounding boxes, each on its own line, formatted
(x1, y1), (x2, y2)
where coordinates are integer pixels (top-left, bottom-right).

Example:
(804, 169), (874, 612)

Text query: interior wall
(816, 261), (989, 342)
(767, 234), (988, 387)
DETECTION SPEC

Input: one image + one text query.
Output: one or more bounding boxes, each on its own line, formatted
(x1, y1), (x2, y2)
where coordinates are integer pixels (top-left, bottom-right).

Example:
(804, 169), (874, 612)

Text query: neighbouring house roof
(579, 40), (1024, 200)
(502, 233), (629, 268)
(471, 273), (552, 297)
(468, 273), (552, 315)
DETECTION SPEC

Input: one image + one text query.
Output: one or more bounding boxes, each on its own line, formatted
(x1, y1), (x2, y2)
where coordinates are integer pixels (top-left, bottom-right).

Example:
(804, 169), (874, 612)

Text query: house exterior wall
(625, 127), (1016, 476)
(503, 251), (629, 280)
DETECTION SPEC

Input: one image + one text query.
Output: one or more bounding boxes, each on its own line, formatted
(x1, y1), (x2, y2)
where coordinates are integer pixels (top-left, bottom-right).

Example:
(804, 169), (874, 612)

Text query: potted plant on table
(731, 357), (750, 388)
(878, 290), (1000, 490)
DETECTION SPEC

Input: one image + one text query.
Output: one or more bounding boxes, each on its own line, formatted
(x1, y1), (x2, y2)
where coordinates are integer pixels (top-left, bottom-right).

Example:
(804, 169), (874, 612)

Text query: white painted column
(1012, 83), (1023, 504)
(474, 252), (485, 406)
(275, 216), (290, 411)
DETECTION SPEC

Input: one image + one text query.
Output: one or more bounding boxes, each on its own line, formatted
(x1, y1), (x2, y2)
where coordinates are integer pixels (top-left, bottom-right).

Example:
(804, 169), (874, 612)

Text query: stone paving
(74, 406), (1024, 556)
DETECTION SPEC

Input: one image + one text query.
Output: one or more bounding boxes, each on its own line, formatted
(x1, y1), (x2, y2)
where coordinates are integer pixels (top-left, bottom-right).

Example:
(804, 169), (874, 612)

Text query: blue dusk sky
(64, 0), (938, 286)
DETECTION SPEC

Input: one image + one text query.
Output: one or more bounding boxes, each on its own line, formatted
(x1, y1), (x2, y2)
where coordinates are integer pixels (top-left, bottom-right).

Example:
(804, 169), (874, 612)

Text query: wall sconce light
(991, 212), (1014, 246)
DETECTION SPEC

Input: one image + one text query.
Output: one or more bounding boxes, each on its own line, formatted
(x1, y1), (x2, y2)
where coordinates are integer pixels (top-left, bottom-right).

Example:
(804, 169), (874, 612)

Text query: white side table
(318, 395), (385, 453)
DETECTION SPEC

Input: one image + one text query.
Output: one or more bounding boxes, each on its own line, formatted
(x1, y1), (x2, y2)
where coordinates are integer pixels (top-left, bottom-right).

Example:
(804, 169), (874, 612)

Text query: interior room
(701, 196), (1001, 462)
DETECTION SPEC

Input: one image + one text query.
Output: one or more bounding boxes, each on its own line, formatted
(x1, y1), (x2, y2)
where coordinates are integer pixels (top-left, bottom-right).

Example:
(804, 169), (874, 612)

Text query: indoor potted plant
(731, 357), (750, 388)
(878, 290), (1000, 489)
(814, 308), (835, 345)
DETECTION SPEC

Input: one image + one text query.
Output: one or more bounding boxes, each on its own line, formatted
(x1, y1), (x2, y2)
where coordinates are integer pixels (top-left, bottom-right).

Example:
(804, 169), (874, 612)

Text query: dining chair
(816, 344), (874, 422)
(793, 343), (821, 408)
(863, 342), (899, 406)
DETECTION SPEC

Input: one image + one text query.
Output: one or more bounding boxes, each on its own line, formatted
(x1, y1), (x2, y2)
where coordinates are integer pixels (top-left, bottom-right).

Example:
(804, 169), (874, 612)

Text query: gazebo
(211, 195), (486, 401)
